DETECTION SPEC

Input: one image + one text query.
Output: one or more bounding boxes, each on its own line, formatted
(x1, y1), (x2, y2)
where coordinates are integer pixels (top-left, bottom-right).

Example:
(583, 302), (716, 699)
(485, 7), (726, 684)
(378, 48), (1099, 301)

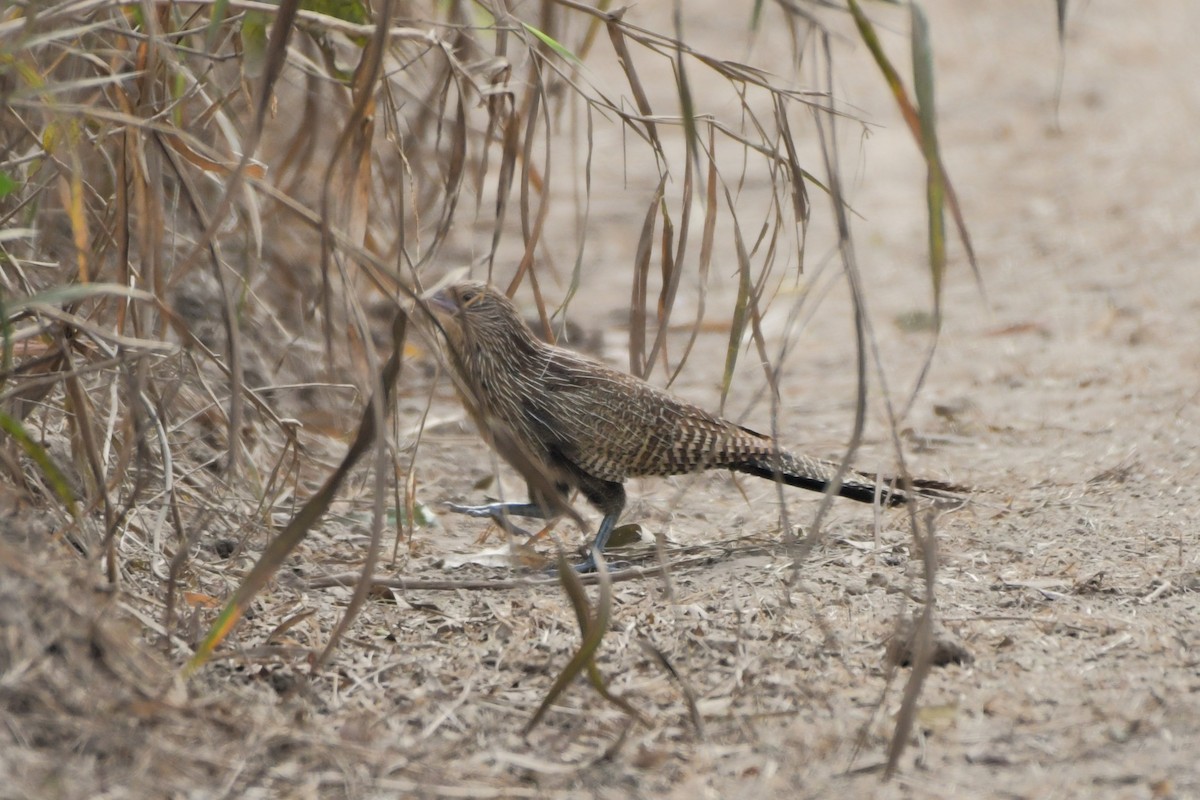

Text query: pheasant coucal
(429, 280), (959, 570)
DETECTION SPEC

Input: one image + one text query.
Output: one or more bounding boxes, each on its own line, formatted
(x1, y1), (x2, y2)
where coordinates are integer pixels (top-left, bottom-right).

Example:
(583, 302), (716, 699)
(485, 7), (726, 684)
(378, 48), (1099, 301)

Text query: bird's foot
(565, 550), (631, 575)
(444, 501), (502, 518)
(571, 554), (598, 574)
(444, 501), (539, 538)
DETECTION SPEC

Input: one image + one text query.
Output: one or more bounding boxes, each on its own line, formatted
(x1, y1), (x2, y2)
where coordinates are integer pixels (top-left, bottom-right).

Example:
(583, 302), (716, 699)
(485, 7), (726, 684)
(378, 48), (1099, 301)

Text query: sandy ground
(3, 1), (1199, 798)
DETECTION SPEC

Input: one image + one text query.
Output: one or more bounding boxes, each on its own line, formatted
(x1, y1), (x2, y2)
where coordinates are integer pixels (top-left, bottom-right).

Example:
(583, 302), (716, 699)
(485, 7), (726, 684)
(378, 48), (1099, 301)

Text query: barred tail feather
(734, 452), (962, 507)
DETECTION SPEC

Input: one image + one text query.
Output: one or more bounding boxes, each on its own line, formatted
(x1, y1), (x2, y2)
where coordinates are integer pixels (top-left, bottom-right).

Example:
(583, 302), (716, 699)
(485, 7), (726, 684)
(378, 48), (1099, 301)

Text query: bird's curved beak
(427, 289), (457, 316)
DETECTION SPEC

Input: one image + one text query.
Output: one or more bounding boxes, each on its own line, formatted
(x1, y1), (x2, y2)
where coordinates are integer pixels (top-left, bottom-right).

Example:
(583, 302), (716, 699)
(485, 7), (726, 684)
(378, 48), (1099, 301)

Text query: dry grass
(4, 0), (1197, 797)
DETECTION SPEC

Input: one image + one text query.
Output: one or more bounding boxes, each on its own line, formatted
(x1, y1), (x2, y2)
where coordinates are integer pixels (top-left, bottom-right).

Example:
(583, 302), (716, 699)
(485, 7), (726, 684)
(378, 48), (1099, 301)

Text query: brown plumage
(430, 280), (957, 569)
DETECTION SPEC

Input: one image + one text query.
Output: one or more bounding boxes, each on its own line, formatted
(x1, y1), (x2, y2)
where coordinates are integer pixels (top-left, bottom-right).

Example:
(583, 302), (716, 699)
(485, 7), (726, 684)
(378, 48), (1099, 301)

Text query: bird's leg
(573, 477), (627, 573)
(572, 509), (621, 574)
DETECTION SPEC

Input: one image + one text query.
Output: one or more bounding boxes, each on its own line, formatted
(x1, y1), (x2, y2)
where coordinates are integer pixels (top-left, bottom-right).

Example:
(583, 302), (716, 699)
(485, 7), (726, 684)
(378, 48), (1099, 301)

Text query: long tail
(734, 451), (964, 507)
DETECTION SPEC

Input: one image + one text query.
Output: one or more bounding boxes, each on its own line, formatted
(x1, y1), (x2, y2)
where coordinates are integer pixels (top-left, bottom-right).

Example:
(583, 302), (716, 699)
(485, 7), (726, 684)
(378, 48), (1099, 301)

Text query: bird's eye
(460, 288), (481, 307)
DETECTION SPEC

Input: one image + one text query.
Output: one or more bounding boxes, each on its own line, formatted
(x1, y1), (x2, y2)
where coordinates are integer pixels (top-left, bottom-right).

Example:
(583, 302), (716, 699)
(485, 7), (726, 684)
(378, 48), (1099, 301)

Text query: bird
(428, 280), (960, 570)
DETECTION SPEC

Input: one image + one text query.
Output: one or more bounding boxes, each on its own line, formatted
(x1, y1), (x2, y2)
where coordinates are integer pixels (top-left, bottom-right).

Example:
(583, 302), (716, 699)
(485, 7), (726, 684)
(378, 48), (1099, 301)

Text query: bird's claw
(444, 501), (499, 518)
(444, 501), (536, 538)
(565, 550), (629, 575)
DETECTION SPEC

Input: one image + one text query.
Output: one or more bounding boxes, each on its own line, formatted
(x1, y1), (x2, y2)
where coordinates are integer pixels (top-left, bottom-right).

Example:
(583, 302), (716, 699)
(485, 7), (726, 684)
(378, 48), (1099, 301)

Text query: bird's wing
(524, 350), (770, 480)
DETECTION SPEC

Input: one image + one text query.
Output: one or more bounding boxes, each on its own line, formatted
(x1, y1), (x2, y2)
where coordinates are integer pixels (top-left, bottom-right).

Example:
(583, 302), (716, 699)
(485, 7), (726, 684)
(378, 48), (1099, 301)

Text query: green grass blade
(521, 22), (582, 65)
(0, 409), (79, 518)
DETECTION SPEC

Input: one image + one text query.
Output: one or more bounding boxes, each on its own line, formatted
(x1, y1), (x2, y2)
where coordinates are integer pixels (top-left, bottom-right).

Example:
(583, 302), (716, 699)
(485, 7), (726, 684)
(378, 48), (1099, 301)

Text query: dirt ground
(4, 1), (1199, 798)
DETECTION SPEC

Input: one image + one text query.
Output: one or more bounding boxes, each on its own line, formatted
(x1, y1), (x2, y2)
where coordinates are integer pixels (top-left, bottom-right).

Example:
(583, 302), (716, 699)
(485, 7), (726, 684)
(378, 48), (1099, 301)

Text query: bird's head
(428, 280), (535, 357)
